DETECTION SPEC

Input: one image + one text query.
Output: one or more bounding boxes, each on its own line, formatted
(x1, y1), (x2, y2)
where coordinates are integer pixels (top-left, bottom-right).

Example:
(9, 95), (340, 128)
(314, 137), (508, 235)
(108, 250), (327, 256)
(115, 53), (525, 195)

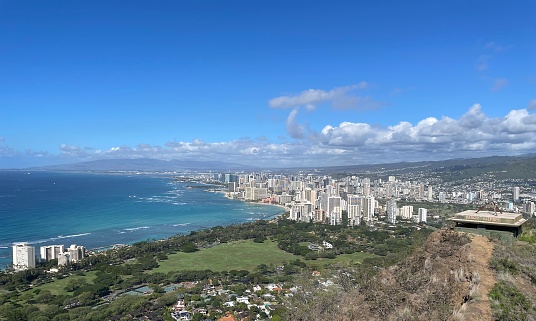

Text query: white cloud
(271, 84), (383, 139)
(0, 145), (17, 156)
(269, 82), (370, 110)
(285, 108), (305, 139)
(321, 122), (375, 146)
(316, 104), (536, 160)
(59, 144), (87, 157)
(2, 105), (536, 168)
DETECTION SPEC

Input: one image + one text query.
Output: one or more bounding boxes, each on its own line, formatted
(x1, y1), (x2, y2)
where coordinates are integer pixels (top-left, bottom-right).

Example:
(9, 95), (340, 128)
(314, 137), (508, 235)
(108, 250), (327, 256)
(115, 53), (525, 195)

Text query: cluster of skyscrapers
(217, 173), (430, 225)
(12, 242), (86, 271)
(214, 171), (535, 225)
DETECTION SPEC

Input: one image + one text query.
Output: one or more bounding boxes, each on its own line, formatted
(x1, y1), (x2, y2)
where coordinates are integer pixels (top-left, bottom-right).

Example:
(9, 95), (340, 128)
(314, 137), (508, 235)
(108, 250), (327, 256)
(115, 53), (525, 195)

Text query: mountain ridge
(29, 158), (258, 172)
(18, 153), (536, 179)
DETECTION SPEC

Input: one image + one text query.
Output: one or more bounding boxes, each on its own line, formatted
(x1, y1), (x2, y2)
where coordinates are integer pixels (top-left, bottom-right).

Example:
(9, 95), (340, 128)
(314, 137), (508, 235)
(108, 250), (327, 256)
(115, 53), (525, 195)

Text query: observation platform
(451, 210), (527, 227)
(450, 208), (527, 244)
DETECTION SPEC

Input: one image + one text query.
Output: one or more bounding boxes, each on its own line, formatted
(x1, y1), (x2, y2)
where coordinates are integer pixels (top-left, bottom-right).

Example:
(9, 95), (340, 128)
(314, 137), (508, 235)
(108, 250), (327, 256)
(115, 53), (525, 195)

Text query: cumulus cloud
(59, 144), (87, 157)
(269, 82), (370, 110)
(286, 108), (306, 139)
(2, 105), (536, 168)
(271, 83), (383, 140)
(316, 104), (536, 159)
(0, 145), (17, 156)
(79, 105), (536, 166)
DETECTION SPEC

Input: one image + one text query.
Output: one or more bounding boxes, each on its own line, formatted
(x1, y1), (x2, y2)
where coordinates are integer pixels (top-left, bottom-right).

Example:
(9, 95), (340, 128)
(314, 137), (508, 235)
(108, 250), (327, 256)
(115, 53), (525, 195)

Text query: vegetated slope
(431, 155), (536, 181)
(489, 222), (536, 320)
(287, 230), (495, 321)
(314, 154), (536, 180)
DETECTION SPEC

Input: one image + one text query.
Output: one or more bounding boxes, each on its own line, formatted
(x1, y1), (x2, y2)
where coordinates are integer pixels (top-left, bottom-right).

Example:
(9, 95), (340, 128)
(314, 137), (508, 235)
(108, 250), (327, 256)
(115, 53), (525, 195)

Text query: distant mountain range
(26, 154), (536, 180)
(312, 154), (536, 180)
(31, 158), (258, 172)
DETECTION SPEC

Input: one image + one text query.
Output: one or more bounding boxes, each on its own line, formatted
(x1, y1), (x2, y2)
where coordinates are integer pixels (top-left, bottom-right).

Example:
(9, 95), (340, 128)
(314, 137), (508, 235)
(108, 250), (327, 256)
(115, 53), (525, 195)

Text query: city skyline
(1, 1), (535, 168)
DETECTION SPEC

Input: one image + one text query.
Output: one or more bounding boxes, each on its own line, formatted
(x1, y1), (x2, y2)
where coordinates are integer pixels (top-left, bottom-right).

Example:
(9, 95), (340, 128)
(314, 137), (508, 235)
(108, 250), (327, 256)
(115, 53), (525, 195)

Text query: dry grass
(284, 230), (486, 321)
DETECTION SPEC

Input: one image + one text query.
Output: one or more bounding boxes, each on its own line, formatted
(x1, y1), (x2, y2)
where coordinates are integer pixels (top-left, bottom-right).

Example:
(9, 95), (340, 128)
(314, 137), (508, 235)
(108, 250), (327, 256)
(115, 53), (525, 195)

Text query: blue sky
(1, 1), (535, 168)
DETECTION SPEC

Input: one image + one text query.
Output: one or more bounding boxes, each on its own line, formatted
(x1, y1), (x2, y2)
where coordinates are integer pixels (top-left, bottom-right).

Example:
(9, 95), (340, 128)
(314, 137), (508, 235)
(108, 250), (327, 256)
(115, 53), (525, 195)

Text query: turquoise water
(0, 171), (283, 269)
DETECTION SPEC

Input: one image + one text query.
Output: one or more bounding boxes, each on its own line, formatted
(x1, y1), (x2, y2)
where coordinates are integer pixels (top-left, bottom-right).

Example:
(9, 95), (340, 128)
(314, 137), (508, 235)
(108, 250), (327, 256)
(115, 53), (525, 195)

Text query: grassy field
(151, 240), (376, 274)
(307, 251), (377, 269)
(32, 271), (97, 296)
(151, 240), (303, 274)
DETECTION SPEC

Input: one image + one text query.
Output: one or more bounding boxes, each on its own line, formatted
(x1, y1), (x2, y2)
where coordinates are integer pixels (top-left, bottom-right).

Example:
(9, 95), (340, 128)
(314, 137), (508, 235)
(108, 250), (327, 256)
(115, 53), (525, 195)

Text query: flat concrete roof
(450, 210), (527, 227)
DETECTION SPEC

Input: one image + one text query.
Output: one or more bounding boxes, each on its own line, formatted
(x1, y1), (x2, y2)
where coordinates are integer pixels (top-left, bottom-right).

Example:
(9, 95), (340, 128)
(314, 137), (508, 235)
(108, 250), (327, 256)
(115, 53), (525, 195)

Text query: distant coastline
(0, 171), (286, 270)
(220, 190), (288, 212)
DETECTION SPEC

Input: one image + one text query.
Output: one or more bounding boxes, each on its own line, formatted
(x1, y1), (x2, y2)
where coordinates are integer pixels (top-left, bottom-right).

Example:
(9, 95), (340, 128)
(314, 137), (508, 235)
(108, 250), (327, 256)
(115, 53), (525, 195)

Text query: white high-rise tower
(13, 242), (36, 271)
(513, 187), (520, 202)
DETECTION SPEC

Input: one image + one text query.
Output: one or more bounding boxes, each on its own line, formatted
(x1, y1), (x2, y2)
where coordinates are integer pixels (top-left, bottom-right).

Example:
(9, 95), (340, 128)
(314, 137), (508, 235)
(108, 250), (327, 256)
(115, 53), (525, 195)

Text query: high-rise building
(313, 209), (326, 223)
(523, 201), (535, 215)
(363, 195), (375, 221)
(40, 245), (65, 262)
(57, 252), (71, 266)
(513, 187), (520, 202)
(401, 205), (413, 219)
(304, 188), (317, 205)
(13, 242), (36, 271)
(327, 196), (341, 215)
(245, 187), (268, 201)
(277, 193), (293, 204)
(427, 186), (433, 201)
(468, 192), (474, 202)
(387, 198), (397, 224)
(326, 196), (342, 225)
(67, 244), (85, 262)
(418, 208), (427, 223)
(418, 184), (425, 199)
(347, 195), (362, 226)
(386, 182), (395, 198)
(228, 182), (237, 193)
(290, 202), (313, 222)
(363, 178), (371, 197)
(329, 206), (342, 225)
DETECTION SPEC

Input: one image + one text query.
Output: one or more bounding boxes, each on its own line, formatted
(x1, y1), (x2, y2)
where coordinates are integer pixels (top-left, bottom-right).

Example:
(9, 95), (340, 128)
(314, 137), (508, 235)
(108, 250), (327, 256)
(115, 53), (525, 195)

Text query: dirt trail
(462, 235), (496, 321)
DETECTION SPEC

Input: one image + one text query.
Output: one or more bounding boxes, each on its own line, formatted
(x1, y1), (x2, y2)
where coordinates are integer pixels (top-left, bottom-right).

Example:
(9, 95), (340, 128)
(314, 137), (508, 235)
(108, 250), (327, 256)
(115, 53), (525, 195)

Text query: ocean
(0, 171), (284, 269)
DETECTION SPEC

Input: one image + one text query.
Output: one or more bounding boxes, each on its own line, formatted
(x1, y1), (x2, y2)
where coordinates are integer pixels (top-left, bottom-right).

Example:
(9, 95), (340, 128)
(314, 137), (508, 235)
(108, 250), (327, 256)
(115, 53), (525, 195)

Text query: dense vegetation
(0, 219), (431, 321)
(489, 218), (536, 321)
(283, 230), (469, 321)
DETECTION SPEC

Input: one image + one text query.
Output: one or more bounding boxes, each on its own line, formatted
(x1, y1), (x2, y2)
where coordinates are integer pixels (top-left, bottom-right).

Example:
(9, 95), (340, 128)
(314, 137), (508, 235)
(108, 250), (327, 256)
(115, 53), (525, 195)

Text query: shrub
(489, 281), (533, 321)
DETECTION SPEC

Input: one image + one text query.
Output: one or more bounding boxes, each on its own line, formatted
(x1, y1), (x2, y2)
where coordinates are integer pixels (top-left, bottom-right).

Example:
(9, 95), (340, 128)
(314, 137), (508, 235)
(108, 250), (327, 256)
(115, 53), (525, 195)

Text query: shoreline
(1, 185), (287, 271)
(219, 190), (288, 212)
(0, 177), (287, 271)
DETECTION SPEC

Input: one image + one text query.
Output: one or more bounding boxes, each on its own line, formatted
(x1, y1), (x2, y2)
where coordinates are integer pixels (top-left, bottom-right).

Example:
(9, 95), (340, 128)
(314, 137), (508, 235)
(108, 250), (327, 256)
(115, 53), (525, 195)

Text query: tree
(341, 210), (349, 227)
(64, 278), (89, 292)
(180, 242), (198, 253)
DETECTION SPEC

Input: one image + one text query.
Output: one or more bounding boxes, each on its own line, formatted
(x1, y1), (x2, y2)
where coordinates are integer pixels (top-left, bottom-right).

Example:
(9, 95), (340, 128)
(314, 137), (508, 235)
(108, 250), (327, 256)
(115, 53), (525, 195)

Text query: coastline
(0, 174), (286, 270)
(219, 190), (288, 212)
